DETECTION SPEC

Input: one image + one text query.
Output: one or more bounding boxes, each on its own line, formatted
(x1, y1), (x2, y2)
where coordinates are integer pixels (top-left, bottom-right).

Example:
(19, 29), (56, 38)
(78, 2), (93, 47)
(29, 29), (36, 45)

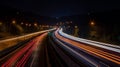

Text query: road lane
(48, 34), (92, 67)
(54, 29), (120, 66)
(1, 28), (119, 67)
(1, 33), (48, 67)
(25, 33), (49, 67)
(0, 39), (30, 65)
(0, 29), (55, 51)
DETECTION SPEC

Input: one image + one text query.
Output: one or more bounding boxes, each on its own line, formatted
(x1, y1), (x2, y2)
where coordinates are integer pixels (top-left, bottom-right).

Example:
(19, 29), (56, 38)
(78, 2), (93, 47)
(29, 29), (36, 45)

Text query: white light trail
(58, 28), (120, 53)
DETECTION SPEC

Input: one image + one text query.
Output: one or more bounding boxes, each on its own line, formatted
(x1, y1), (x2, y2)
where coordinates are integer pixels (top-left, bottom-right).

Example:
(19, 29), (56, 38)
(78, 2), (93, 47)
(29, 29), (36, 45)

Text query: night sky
(0, 0), (120, 17)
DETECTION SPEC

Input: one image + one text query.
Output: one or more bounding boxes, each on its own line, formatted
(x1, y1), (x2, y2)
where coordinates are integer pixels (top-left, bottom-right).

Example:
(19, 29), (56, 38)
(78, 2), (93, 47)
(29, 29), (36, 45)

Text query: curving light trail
(55, 28), (120, 65)
(59, 28), (120, 53)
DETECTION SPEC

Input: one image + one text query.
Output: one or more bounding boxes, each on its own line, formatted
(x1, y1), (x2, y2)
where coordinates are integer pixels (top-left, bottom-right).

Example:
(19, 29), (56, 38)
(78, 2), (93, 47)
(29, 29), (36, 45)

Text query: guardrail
(0, 28), (55, 43)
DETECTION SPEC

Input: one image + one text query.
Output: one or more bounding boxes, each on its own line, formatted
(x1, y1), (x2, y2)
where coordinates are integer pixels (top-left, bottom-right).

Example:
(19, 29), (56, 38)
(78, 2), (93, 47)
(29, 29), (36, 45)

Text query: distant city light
(91, 21), (95, 26)
(60, 22), (62, 25)
(75, 26), (78, 28)
(21, 22), (24, 25)
(68, 26), (70, 28)
(0, 22), (2, 25)
(46, 25), (49, 27)
(66, 21), (69, 24)
(34, 23), (37, 26)
(12, 20), (16, 24)
(56, 23), (58, 25)
(39, 25), (41, 27)
(26, 23), (28, 26)
(29, 24), (31, 26)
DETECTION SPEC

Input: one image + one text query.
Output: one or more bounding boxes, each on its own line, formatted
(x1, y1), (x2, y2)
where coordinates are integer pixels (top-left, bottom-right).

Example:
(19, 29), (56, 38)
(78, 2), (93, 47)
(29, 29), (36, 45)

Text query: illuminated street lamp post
(89, 21), (98, 39)
(74, 26), (79, 37)
(11, 20), (16, 35)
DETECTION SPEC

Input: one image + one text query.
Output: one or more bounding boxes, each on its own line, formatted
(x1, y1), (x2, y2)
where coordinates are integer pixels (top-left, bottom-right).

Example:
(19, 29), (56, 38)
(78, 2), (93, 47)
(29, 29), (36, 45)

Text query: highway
(0, 29), (54, 67)
(0, 28), (120, 67)
(50, 28), (120, 67)
(0, 29), (55, 51)
(0, 32), (48, 67)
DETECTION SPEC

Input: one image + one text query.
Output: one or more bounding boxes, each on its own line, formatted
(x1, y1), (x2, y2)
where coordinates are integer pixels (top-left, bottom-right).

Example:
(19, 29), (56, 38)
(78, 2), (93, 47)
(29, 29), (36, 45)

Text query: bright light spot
(91, 21), (95, 26)
(34, 23), (37, 26)
(12, 20), (16, 24)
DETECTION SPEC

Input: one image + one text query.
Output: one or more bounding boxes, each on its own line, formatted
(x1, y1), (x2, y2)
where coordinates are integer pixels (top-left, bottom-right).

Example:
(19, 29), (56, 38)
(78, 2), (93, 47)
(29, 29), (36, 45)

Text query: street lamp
(90, 21), (95, 26)
(34, 23), (37, 26)
(26, 23), (28, 26)
(12, 20), (16, 24)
